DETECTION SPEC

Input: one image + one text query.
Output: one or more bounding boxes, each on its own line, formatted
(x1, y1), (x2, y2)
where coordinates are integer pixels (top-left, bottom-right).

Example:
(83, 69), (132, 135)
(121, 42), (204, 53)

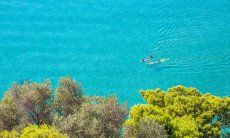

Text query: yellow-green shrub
(0, 130), (19, 138)
(20, 124), (68, 138)
(125, 85), (230, 137)
(0, 124), (68, 138)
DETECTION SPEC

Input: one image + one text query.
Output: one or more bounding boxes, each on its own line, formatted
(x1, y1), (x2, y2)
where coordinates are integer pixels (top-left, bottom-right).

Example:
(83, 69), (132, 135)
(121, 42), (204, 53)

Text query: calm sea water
(0, 0), (229, 106)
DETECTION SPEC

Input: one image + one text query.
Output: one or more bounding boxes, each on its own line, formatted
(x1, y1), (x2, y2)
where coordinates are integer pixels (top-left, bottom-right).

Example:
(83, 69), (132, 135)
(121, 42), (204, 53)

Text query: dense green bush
(0, 124), (68, 138)
(124, 85), (230, 137)
(0, 130), (19, 138)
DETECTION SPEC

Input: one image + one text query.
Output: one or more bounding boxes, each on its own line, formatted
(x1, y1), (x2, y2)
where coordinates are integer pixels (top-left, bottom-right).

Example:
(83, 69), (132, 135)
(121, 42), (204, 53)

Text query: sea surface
(0, 0), (229, 106)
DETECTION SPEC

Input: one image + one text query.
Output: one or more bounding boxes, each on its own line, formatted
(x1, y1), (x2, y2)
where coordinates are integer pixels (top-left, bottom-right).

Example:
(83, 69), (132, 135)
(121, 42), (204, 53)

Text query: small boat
(146, 58), (169, 65)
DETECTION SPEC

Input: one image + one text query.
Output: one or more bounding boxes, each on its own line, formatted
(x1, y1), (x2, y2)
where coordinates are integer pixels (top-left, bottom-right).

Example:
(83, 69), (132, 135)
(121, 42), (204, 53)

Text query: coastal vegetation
(124, 85), (230, 138)
(0, 124), (68, 138)
(0, 76), (128, 138)
(0, 77), (229, 138)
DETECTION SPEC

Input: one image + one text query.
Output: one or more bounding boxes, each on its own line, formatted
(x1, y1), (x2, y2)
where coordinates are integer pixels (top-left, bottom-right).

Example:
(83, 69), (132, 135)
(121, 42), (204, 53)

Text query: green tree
(54, 76), (83, 116)
(0, 95), (22, 131)
(6, 80), (53, 126)
(171, 115), (201, 137)
(53, 96), (128, 138)
(125, 85), (230, 137)
(0, 130), (19, 138)
(20, 124), (68, 138)
(124, 117), (168, 138)
(0, 76), (129, 137)
(0, 124), (68, 138)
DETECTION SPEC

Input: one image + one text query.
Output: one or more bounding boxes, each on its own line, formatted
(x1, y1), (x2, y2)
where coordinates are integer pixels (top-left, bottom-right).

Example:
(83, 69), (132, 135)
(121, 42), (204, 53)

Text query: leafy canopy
(0, 124), (68, 138)
(124, 85), (230, 137)
(53, 96), (128, 138)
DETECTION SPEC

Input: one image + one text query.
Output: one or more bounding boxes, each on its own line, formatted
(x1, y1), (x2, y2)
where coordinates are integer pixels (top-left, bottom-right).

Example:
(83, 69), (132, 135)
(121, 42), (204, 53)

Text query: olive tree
(0, 96), (22, 131)
(54, 76), (83, 116)
(6, 80), (53, 126)
(53, 96), (128, 138)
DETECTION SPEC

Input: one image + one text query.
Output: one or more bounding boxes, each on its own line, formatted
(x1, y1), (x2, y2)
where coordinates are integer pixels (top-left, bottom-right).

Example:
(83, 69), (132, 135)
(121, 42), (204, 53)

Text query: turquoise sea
(0, 0), (229, 106)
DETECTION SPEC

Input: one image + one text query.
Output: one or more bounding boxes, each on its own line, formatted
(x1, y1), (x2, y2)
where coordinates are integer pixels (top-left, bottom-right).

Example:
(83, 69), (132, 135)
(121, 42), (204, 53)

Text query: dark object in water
(141, 55), (154, 63)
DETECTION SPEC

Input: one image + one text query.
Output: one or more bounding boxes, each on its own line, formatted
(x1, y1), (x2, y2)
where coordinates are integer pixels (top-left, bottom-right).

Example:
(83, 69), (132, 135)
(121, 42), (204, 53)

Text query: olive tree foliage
(54, 76), (83, 116)
(0, 96), (22, 131)
(124, 117), (168, 138)
(124, 105), (172, 138)
(0, 76), (128, 137)
(0, 76), (84, 131)
(53, 96), (128, 138)
(124, 85), (230, 138)
(6, 80), (53, 127)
